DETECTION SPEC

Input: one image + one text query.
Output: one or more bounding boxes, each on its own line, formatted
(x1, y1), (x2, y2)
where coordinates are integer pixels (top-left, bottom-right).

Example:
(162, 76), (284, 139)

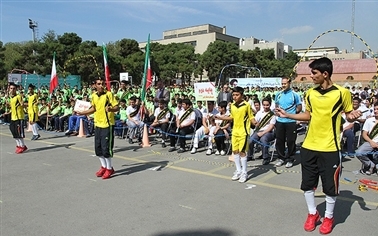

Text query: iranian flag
(49, 52), (58, 94)
(141, 34), (151, 102)
(103, 43), (111, 90)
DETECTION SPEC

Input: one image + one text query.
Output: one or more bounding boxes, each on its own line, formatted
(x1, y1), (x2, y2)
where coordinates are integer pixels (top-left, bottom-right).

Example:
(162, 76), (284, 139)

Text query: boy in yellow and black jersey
(276, 57), (362, 234)
(215, 86), (255, 183)
(78, 78), (119, 180)
(8, 83), (28, 153)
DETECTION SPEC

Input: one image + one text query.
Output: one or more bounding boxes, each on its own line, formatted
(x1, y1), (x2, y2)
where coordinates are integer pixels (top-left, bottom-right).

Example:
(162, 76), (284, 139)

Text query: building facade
(293, 46), (366, 60)
(239, 37), (290, 59)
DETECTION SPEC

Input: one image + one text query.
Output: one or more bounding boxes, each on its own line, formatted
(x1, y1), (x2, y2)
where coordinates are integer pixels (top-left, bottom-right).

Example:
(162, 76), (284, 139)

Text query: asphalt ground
(0, 125), (377, 236)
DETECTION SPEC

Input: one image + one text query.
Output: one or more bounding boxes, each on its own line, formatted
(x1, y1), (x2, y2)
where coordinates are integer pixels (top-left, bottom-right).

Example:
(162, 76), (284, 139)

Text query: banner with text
(229, 77), (282, 88)
(194, 82), (216, 101)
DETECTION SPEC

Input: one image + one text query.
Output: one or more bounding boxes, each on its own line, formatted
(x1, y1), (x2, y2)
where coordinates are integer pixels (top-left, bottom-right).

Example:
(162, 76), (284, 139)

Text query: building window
(164, 34), (177, 39)
(193, 30), (208, 35)
(178, 32), (192, 37)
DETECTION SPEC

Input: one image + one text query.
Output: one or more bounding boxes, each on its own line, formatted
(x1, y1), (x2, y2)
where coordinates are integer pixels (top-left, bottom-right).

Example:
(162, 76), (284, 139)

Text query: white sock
(240, 156), (247, 174)
(105, 158), (113, 169)
(15, 139), (21, 146)
(19, 138), (25, 147)
(304, 190), (317, 215)
(98, 156), (106, 168)
(233, 154), (242, 173)
(32, 124), (38, 135)
(325, 195), (336, 219)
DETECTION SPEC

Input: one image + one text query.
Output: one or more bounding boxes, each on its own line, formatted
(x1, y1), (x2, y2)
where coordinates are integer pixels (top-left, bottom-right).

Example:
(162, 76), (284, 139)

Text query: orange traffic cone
(77, 119), (86, 138)
(141, 124), (151, 147)
(228, 154), (234, 162)
(26, 122), (33, 132)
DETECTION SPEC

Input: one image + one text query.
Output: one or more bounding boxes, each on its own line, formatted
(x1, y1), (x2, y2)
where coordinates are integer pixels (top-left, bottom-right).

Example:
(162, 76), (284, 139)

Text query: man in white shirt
(150, 99), (171, 148)
(355, 103), (378, 175)
(248, 97), (276, 165)
(168, 99), (195, 153)
(126, 96), (144, 144)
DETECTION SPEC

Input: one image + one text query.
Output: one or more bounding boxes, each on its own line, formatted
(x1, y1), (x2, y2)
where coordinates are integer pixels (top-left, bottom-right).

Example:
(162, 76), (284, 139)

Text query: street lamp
(216, 64), (262, 89)
(28, 18), (38, 42)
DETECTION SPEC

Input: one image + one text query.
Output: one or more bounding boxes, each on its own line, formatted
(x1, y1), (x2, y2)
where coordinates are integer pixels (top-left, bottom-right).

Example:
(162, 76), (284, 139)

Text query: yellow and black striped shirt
(230, 100), (254, 136)
(10, 94), (25, 121)
(302, 84), (352, 152)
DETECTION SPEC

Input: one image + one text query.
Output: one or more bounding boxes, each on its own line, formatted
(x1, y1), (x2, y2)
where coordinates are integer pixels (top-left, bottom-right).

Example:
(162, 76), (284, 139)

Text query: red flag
(103, 44), (111, 90)
(49, 52), (58, 94)
(146, 57), (153, 89)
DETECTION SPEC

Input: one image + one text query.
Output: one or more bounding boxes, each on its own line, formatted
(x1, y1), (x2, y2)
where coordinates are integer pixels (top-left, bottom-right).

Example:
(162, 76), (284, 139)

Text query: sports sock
(19, 138), (25, 146)
(15, 138), (21, 147)
(325, 195), (336, 218)
(233, 154), (242, 173)
(240, 156), (247, 174)
(304, 190), (317, 215)
(32, 124), (38, 135)
(98, 156), (106, 168)
(105, 157), (113, 169)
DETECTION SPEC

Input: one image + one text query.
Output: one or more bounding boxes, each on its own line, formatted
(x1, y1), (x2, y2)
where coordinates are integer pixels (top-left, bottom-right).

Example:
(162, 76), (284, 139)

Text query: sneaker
(191, 147), (197, 154)
(238, 173), (248, 183)
(16, 146), (28, 154)
(34, 134), (41, 140)
(231, 171), (241, 181)
(275, 159), (284, 167)
(20, 146), (28, 153)
(359, 169), (369, 175)
(15, 146), (21, 153)
(161, 142), (166, 148)
(366, 165), (375, 175)
(214, 150), (220, 155)
(319, 217), (334, 234)
(102, 168), (115, 179)
(96, 167), (107, 177)
(304, 211), (321, 232)
(262, 159), (270, 165)
(206, 149), (212, 155)
(177, 148), (186, 153)
(285, 161), (293, 168)
(220, 150), (226, 156)
(128, 138), (133, 144)
(168, 147), (176, 152)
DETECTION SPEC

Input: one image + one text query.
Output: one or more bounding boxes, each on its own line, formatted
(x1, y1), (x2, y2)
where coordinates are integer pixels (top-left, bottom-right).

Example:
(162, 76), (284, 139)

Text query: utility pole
(351, 0), (355, 52)
(28, 18), (38, 42)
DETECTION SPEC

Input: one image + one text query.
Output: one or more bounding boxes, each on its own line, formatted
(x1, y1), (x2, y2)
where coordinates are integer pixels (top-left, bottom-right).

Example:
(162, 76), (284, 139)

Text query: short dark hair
(262, 97), (271, 105)
(182, 98), (192, 106)
(232, 86), (244, 95)
(309, 57), (333, 78)
(158, 99), (166, 105)
(218, 101), (228, 108)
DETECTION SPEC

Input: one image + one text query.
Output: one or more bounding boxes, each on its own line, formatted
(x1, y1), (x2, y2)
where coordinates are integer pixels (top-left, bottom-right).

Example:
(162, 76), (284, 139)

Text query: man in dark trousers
(274, 77), (302, 168)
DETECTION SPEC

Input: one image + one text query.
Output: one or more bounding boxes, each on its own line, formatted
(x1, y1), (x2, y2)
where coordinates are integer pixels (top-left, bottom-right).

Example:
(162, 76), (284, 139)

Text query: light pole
(216, 64), (262, 89)
(28, 19), (38, 42)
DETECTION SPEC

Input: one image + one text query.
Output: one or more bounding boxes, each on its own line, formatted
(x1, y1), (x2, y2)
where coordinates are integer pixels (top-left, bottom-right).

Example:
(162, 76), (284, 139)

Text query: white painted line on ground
(179, 204), (195, 210)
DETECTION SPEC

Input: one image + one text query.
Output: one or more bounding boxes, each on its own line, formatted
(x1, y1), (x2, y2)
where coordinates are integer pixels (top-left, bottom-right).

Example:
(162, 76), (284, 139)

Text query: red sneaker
(20, 146), (28, 153)
(15, 146), (21, 154)
(319, 217), (334, 234)
(95, 167), (106, 177)
(304, 211), (321, 232)
(102, 168), (115, 179)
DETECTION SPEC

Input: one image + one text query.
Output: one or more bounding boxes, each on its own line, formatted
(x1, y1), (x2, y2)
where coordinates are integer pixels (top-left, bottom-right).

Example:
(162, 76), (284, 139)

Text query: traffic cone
(26, 122), (33, 132)
(141, 124), (151, 147)
(228, 154), (234, 162)
(77, 119), (86, 138)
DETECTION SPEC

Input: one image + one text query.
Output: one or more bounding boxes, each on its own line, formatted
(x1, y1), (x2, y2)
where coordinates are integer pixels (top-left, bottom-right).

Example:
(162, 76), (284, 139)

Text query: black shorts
(94, 126), (114, 158)
(300, 147), (342, 196)
(9, 120), (25, 139)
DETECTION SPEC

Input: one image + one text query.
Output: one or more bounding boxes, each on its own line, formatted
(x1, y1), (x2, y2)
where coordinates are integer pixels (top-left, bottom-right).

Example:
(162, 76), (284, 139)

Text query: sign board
(194, 82), (216, 101)
(8, 74), (22, 84)
(74, 100), (91, 113)
(229, 77), (282, 88)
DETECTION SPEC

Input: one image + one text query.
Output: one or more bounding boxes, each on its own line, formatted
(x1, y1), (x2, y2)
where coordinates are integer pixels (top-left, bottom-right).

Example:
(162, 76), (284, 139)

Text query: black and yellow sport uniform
(9, 94), (25, 138)
(28, 93), (39, 122)
(91, 91), (118, 158)
(230, 100), (254, 153)
(301, 84), (353, 196)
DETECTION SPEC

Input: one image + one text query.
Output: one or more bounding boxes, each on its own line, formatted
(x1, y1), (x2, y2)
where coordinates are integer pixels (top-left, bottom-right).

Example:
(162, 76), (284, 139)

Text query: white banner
(229, 77), (282, 88)
(194, 82), (216, 101)
(74, 100), (91, 113)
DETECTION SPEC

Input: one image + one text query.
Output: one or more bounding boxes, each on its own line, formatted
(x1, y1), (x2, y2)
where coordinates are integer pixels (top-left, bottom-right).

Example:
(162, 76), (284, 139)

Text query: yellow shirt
(302, 84), (353, 152)
(230, 100), (254, 136)
(28, 93), (38, 113)
(91, 91), (118, 128)
(10, 94), (24, 121)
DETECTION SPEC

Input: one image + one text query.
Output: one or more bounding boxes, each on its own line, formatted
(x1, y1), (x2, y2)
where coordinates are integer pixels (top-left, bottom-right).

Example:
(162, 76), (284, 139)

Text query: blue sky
(1, 0), (377, 54)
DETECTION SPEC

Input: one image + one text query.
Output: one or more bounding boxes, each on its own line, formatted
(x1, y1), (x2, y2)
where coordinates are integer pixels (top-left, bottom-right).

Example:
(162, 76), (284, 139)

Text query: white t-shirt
(178, 109), (195, 127)
(362, 117), (378, 142)
(154, 107), (171, 123)
(126, 105), (141, 121)
(255, 110), (276, 132)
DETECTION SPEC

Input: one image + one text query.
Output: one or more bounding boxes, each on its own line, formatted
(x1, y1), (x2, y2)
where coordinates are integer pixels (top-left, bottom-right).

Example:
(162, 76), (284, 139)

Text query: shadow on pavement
(152, 228), (237, 236)
(26, 143), (75, 153)
(113, 160), (170, 177)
